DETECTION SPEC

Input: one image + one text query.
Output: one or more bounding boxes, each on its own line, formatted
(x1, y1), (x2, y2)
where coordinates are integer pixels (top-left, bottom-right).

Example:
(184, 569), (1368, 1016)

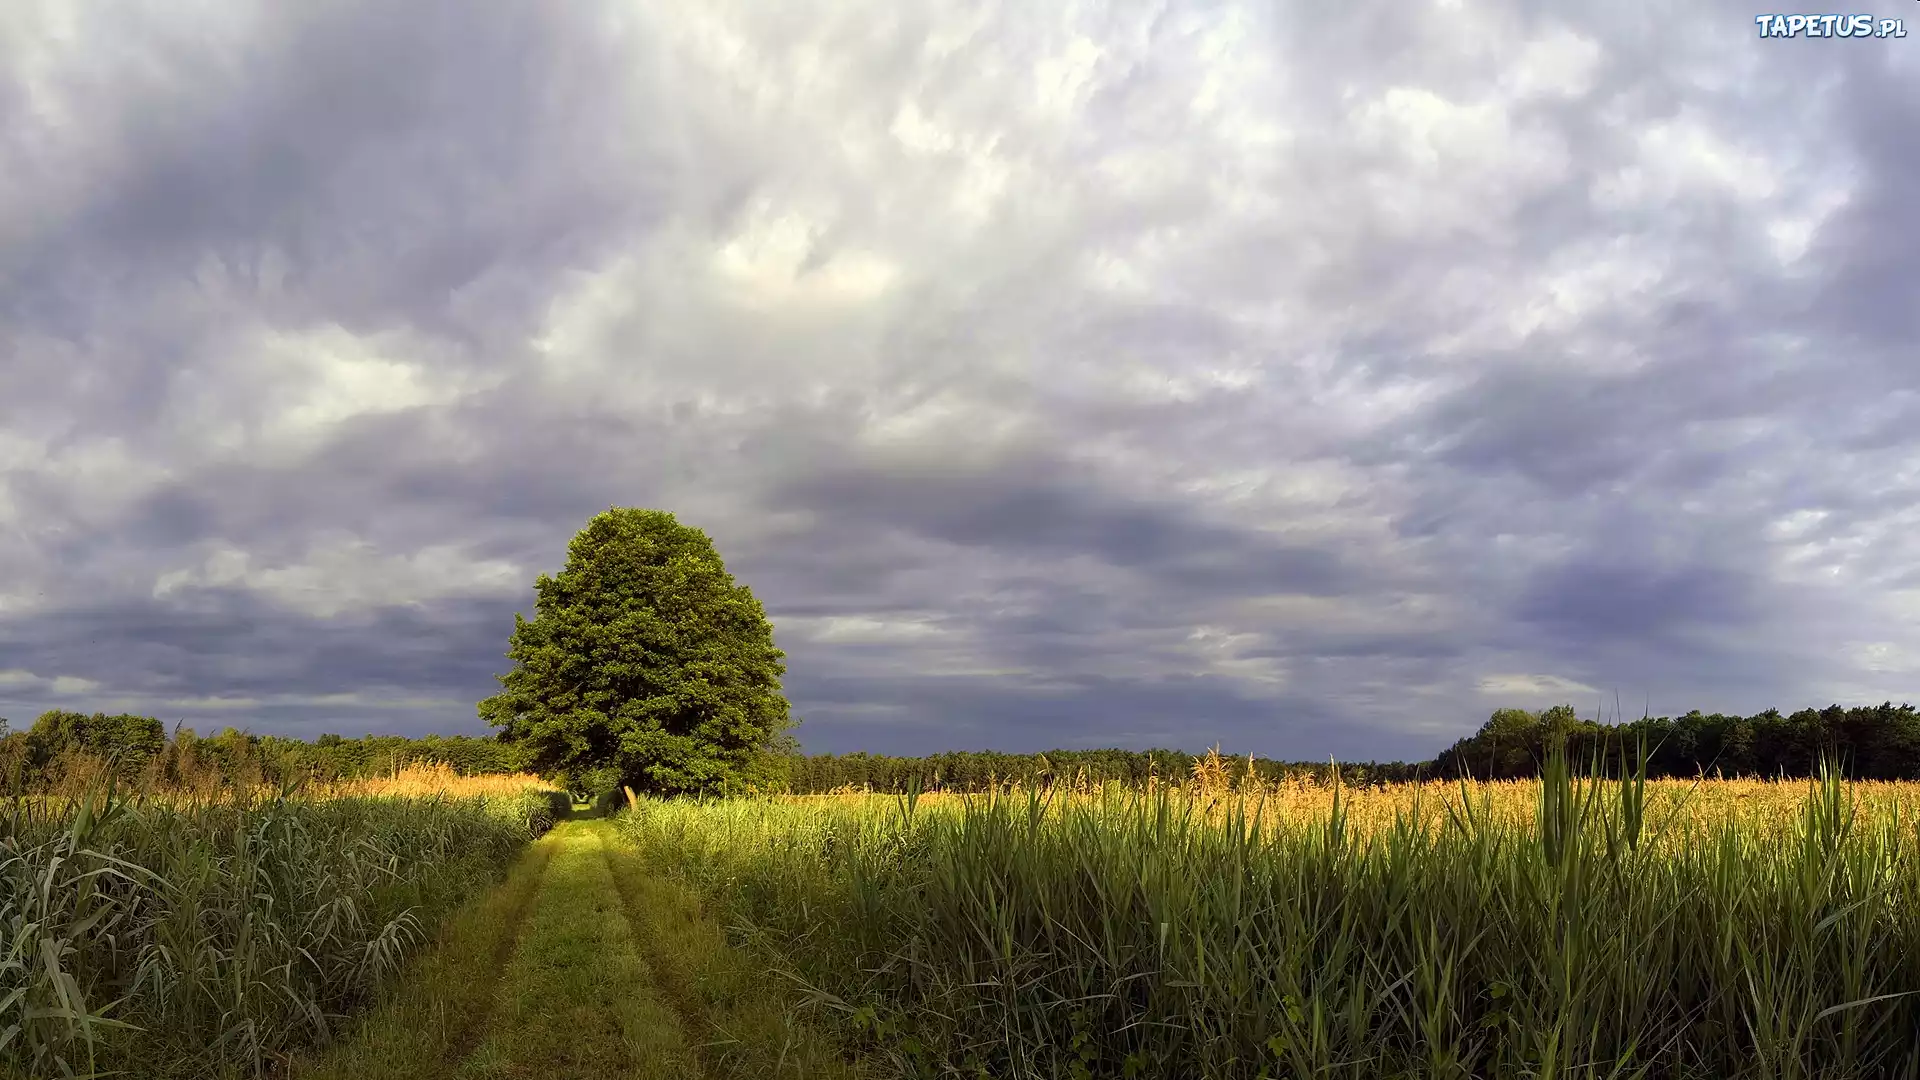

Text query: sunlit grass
(317, 762), (554, 800)
(622, 750), (1920, 1079)
(299, 818), (870, 1079)
(0, 783), (564, 1079)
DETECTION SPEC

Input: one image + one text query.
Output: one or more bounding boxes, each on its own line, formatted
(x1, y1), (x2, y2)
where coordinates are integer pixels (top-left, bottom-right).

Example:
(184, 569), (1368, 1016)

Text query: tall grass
(0, 782), (563, 1079)
(620, 747), (1920, 1079)
(315, 762), (556, 802)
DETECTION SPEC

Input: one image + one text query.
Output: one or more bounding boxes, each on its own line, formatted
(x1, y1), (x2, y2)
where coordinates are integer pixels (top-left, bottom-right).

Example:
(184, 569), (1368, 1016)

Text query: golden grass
(638, 753), (1920, 1078)
(316, 762), (552, 800)
(785, 753), (1920, 849)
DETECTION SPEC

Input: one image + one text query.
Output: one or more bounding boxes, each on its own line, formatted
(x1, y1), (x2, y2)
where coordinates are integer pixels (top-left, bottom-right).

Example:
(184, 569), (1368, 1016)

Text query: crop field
(0, 771), (856, 1080)
(14, 751), (1920, 1079)
(0, 777), (568, 1079)
(620, 755), (1920, 1079)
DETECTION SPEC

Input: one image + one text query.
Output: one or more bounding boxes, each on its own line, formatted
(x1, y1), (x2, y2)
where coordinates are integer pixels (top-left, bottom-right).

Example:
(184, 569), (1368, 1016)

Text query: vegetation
(792, 701), (1920, 795)
(1435, 701), (1920, 780)
(290, 828), (560, 1079)
(0, 711), (533, 794)
(0, 782), (563, 1079)
(452, 820), (700, 1077)
(297, 818), (864, 1080)
(618, 746), (1920, 1079)
(478, 507), (795, 798)
(18, 682), (1920, 1076)
(787, 747), (1424, 794)
(12, 697), (1920, 804)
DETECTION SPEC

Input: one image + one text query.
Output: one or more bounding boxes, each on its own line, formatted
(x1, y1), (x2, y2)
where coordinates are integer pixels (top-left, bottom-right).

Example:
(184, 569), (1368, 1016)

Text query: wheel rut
(296, 815), (864, 1080)
(293, 827), (560, 1079)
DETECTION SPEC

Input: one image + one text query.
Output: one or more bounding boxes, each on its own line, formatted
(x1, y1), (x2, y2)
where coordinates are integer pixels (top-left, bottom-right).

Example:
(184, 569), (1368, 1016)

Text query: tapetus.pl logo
(1754, 12), (1907, 37)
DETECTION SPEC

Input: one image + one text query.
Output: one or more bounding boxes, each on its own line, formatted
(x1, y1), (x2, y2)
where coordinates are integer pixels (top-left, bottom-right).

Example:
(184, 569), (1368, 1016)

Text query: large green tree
(478, 507), (793, 797)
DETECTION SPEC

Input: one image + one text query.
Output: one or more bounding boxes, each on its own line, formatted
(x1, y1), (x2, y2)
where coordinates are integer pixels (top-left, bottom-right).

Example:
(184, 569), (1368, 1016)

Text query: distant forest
(785, 701), (1920, 791)
(0, 710), (529, 792)
(1431, 701), (1920, 782)
(5, 700), (1919, 793)
(787, 748), (1424, 792)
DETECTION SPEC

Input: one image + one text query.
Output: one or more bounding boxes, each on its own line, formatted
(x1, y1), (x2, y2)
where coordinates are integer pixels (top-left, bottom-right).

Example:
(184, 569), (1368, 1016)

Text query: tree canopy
(478, 507), (793, 797)
(1432, 701), (1920, 780)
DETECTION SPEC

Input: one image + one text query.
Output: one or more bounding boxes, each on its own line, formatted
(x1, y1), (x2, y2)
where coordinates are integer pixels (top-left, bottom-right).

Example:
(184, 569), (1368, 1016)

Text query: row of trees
(1432, 702), (1920, 780)
(804, 702), (1920, 794)
(0, 710), (532, 794)
(13, 699), (1920, 796)
(787, 749), (1425, 794)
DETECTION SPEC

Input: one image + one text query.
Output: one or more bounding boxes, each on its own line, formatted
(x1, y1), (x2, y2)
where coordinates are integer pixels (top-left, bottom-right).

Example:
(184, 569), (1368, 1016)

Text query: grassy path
(295, 817), (865, 1080)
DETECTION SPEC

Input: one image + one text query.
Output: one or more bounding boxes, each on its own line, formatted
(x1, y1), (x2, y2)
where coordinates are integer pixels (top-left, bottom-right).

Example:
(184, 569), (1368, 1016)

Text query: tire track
(598, 822), (867, 1080)
(454, 821), (700, 1079)
(293, 830), (560, 1079)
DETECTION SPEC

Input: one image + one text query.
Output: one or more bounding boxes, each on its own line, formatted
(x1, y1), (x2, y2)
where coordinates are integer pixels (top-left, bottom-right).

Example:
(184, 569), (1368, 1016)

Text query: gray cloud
(2, 0), (1917, 758)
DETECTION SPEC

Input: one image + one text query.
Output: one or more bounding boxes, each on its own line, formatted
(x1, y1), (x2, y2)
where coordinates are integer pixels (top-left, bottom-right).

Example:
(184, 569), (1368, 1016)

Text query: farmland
(621, 753), (1920, 1079)
(0, 771), (568, 1079)
(10, 752), (1920, 1078)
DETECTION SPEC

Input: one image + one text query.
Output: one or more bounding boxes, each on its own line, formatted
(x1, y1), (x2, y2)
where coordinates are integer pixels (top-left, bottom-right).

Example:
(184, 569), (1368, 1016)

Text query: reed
(315, 762), (553, 800)
(620, 746), (1920, 1079)
(0, 781), (562, 1079)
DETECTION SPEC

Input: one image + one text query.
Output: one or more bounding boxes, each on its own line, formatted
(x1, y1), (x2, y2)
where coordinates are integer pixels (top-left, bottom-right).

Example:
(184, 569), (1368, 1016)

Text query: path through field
(295, 816), (863, 1080)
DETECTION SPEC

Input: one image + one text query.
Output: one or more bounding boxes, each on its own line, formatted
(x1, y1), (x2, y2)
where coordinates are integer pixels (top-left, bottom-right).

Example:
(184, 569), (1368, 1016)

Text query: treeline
(15, 699), (1920, 796)
(0, 709), (532, 793)
(785, 748), (1426, 794)
(1433, 701), (1920, 780)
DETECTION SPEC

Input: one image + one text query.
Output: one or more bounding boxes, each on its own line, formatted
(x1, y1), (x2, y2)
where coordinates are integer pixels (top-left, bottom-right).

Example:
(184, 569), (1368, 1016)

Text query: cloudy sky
(1, 1), (1915, 761)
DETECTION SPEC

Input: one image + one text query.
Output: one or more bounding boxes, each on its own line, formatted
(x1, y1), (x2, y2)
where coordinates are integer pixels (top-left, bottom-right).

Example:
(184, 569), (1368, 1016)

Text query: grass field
(0, 778), (567, 1079)
(618, 752), (1920, 1079)
(15, 751), (1920, 1078)
(294, 814), (864, 1080)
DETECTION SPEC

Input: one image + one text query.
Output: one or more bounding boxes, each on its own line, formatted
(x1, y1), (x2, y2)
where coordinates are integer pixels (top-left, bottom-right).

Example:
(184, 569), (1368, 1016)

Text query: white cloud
(799, 614), (954, 643)
(1476, 674), (1601, 699)
(154, 538), (524, 617)
(1186, 625), (1288, 686)
(1592, 110), (1780, 209)
(1503, 27), (1603, 100)
(0, 669), (102, 695)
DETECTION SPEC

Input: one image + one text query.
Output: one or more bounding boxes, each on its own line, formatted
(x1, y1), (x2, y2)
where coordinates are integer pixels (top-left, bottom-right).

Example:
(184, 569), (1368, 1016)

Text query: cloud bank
(2, 0), (1916, 758)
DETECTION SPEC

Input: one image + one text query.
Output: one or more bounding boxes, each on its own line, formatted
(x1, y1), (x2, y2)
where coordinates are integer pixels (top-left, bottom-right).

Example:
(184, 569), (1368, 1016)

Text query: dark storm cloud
(2, 0), (1917, 760)
(0, 591), (512, 700)
(3, 1), (666, 334)
(1516, 562), (1762, 645)
(781, 463), (1364, 595)
(782, 668), (1412, 762)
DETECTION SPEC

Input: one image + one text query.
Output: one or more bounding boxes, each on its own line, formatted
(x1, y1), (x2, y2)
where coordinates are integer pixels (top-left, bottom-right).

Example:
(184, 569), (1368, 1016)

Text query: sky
(0, 1), (1916, 761)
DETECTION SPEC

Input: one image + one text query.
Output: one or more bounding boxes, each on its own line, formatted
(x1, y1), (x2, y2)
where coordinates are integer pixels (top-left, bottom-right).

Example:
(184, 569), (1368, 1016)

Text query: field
(0, 769), (569, 1079)
(619, 755), (1920, 1079)
(11, 754), (1920, 1078)
(0, 766), (859, 1080)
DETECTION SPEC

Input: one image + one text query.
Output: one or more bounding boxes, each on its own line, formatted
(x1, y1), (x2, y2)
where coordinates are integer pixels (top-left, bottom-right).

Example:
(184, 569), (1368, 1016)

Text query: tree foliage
(0, 715), (532, 794)
(785, 748), (1423, 794)
(1433, 700), (1920, 779)
(478, 507), (792, 797)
